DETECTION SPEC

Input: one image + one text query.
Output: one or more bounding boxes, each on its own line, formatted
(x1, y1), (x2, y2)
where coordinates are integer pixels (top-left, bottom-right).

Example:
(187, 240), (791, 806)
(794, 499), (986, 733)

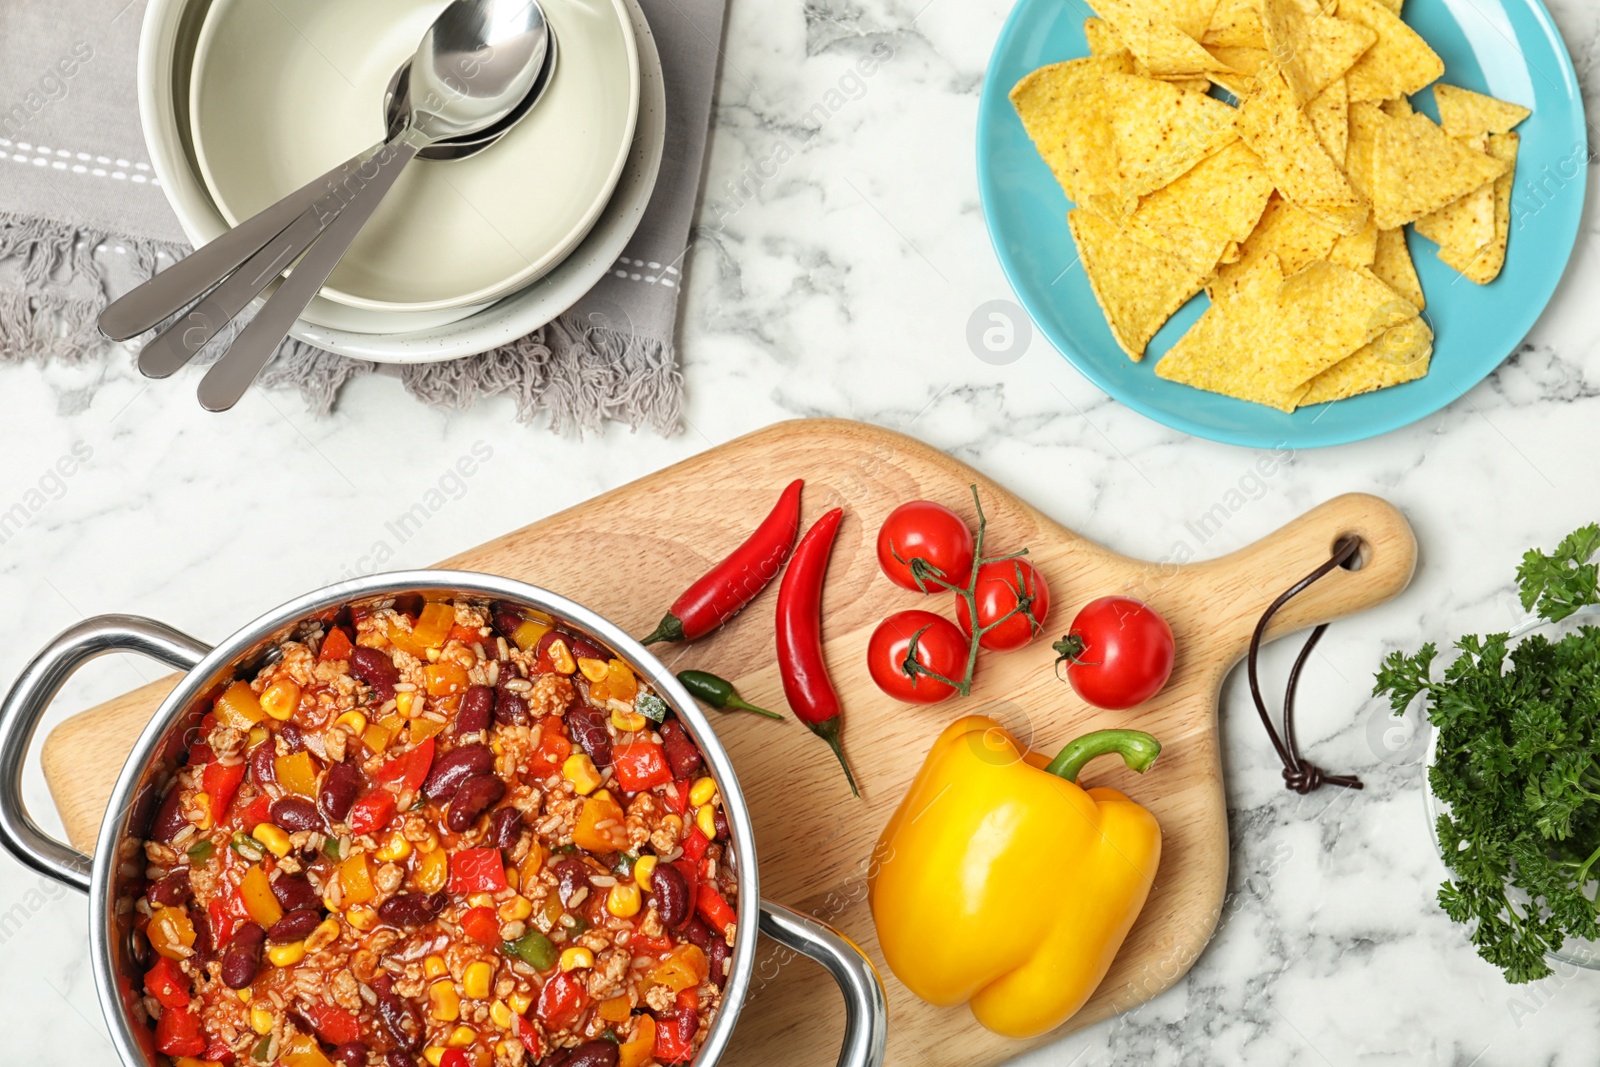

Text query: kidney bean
(191, 908), (215, 965)
(493, 679), (529, 726)
(490, 604), (524, 639)
(713, 806), (730, 842)
(249, 741), (276, 788)
(384, 1053), (416, 1067)
(376, 985), (422, 1051)
(567, 704), (612, 769)
(456, 685), (494, 736)
(422, 743), (494, 801)
(551, 858), (594, 909)
(540, 1051), (573, 1067)
(150, 788), (187, 843)
(268, 907), (323, 943)
(681, 915), (713, 952)
(148, 868), (190, 907)
(709, 938), (731, 988)
(271, 873), (320, 913)
(270, 796), (324, 833)
(331, 1043), (368, 1067)
(278, 721), (307, 752)
(488, 806), (523, 850)
(650, 863), (691, 928)
(659, 719), (702, 780)
(447, 774), (506, 833)
(567, 635), (610, 662)
(564, 1040), (619, 1067)
(351, 646), (400, 702)
(319, 760), (362, 824)
(378, 892), (447, 928)
(221, 921), (265, 989)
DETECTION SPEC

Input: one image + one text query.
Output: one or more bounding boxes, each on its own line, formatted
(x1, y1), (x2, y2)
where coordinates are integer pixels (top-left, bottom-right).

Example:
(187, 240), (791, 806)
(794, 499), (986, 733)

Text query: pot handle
(0, 615), (210, 893)
(759, 901), (888, 1067)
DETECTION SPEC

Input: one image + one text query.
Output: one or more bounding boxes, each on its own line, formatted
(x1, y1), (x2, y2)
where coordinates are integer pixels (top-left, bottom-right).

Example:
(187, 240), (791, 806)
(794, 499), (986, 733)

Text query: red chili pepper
(154, 1006), (206, 1057)
(612, 742), (673, 792)
(318, 627), (354, 662)
(696, 884), (737, 934)
(377, 737), (435, 792)
(641, 479), (804, 644)
(460, 906), (501, 945)
(449, 848), (509, 895)
(347, 790), (397, 836)
(536, 972), (588, 1031)
(775, 507), (858, 796)
(143, 955), (190, 1009)
(202, 761), (245, 816)
(304, 1003), (361, 1045)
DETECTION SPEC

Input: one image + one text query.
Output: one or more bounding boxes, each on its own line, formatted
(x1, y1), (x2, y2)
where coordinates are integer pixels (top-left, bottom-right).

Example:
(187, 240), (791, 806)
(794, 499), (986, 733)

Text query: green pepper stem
(809, 716), (860, 797)
(1044, 729), (1162, 783)
(640, 613), (685, 645)
(726, 696), (785, 720)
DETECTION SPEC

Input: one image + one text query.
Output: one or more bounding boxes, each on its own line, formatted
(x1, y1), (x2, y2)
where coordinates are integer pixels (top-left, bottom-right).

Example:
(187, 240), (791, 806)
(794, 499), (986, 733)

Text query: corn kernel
(417, 830), (440, 854)
(606, 882), (642, 919)
(509, 991), (533, 1015)
(193, 791), (214, 831)
(504, 867), (518, 892)
(610, 706), (648, 732)
(251, 823), (291, 858)
(424, 954), (449, 979)
(237, 989), (251, 1003)
(547, 639), (576, 675)
(260, 679), (301, 721)
(577, 657), (610, 683)
(490, 1000), (513, 1029)
(562, 753), (602, 796)
(267, 941), (307, 967)
(423, 1049), (445, 1067)
(468, 892), (495, 909)
(560, 947), (594, 972)
(248, 1004), (274, 1035)
(446, 1026), (476, 1048)
(633, 855), (658, 891)
(696, 804), (717, 840)
(417, 850), (449, 894)
(463, 961), (494, 1000)
(306, 918), (341, 953)
(346, 904), (378, 931)
(334, 711), (368, 736)
(498, 895), (532, 923)
(661, 814), (683, 837)
(429, 979), (460, 1022)
(396, 691), (416, 718)
(689, 777), (718, 807)
(376, 832), (412, 862)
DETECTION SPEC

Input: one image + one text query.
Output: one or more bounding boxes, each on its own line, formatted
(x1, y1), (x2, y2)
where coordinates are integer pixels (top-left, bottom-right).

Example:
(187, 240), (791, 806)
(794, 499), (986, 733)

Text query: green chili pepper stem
(677, 670), (784, 720)
(1044, 729), (1162, 783)
(808, 716), (860, 798)
(640, 613), (685, 646)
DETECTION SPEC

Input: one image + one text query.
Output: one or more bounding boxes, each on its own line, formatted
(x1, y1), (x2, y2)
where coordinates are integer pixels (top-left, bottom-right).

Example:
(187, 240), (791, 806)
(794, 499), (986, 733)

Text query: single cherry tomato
(876, 501), (975, 592)
(955, 559), (1050, 650)
(866, 610), (966, 705)
(1053, 596), (1175, 710)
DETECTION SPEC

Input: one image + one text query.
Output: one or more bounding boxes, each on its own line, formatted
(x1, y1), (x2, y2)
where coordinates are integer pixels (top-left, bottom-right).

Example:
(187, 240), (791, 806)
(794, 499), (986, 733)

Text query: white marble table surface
(1, 0), (1598, 1063)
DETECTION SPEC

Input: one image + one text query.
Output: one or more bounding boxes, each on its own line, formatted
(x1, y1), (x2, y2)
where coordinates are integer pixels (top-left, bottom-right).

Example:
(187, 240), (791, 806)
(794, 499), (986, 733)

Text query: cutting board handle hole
(1335, 534), (1369, 572)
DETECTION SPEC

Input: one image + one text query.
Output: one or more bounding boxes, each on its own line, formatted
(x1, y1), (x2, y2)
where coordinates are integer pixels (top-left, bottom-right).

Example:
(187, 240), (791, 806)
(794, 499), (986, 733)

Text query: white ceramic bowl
(138, 0), (666, 361)
(190, 0), (638, 313)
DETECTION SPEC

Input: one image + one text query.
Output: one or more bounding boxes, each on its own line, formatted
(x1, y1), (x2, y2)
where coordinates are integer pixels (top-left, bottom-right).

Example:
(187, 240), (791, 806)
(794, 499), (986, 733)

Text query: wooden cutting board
(40, 418), (1415, 1066)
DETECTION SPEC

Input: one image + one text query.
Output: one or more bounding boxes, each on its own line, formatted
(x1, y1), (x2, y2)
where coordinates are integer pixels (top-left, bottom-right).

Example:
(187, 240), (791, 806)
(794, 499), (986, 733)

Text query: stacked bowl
(138, 0), (666, 362)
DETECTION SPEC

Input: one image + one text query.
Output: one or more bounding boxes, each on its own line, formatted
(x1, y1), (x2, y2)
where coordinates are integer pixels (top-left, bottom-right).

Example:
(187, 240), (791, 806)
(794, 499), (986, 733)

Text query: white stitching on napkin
(0, 138), (158, 185)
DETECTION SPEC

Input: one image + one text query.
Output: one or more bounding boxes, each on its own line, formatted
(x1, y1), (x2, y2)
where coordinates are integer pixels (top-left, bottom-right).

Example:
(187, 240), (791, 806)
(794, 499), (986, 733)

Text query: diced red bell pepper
(697, 884), (736, 934)
(613, 742), (673, 792)
(143, 955), (190, 1009)
(204, 1035), (235, 1062)
(514, 1014), (544, 1059)
(663, 779), (691, 816)
(460, 906), (500, 945)
(680, 828), (709, 866)
(304, 1002), (361, 1045)
(154, 1006), (206, 1057)
(527, 716), (571, 777)
(677, 987), (699, 1012)
(653, 1004), (697, 1063)
(536, 972), (588, 1032)
(187, 741), (215, 766)
(449, 848), (508, 895)
(240, 794), (273, 830)
(377, 737), (435, 792)
(438, 1051), (472, 1067)
(319, 627), (354, 662)
(670, 858), (700, 912)
(447, 623), (482, 646)
(348, 790), (398, 835)
(202, 760), (246, 816)
(208, 894), (242, 949)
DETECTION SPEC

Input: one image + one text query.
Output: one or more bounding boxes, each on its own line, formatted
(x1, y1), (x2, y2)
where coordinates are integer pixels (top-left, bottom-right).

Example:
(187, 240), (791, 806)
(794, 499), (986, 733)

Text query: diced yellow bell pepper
(148, 906), (196, 959)
(213, 680), (264, 729)
(597, 994), (632, 1023)
(417, 849), (449, 894)
(363, 722), (393, 755)
(650, 944), (708, 992)
(238, 865), (284, 927)
(280, 1034), (335, 1067)
(412, 602), (456, 650)
(339, 853), (375, 906)
(572, 793), (629, 853)
(409, 718), (447, 745)
(424, 662), (469, 697)
(273, 751), (318, 797)
(510, 618), (551, 651)
(618, 1015), (656, 1067)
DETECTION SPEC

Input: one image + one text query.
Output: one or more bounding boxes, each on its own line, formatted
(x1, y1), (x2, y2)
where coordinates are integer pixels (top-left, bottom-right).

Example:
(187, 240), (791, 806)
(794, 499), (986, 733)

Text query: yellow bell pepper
(238, 865), (284, 928)
(273, 751), (318, 797)
(870, 716), (1164, 1039)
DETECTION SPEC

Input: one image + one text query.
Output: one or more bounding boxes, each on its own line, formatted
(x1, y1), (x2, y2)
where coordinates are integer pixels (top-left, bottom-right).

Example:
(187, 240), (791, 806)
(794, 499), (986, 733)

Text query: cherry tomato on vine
(867, 610), (967, 705)
(876, 502), (975, 592)
(1053, 596), (1175, 710)
(955, 559), (1050, 651)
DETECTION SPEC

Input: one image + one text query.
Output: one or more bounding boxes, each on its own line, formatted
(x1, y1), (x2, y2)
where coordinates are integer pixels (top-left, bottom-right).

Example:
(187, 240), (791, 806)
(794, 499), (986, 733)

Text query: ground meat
(527, 673), (575, 718)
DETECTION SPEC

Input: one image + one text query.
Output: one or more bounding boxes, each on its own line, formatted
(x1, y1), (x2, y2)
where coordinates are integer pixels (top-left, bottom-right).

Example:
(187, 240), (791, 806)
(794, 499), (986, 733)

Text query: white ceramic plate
(189, 0), (638, 313)
(138, 0), (666, 360)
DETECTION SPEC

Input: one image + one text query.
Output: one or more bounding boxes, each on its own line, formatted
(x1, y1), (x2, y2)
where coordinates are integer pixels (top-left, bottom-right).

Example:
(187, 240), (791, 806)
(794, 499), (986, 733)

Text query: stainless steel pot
(0, 571), (887, 1067)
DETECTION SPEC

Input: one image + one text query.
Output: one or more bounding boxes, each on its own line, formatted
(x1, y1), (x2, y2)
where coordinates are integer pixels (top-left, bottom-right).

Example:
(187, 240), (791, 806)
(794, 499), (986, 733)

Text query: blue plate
(977, 0), (1587, 448)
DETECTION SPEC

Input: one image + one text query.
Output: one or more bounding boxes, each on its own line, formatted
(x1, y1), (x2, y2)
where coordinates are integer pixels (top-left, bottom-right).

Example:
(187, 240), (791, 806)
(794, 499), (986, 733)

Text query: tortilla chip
(1260, 0), (1376, 104)
(1122, 140), (1276, 273)
(1439, 131), (1518, 283)
(1307, 78), (1350, 166)
(1117, 0), (1223, 39)
(1381, 95), (1413, 118)
(1370, 110), (1508, 229)
(1105, 72), (1240, 198)
(1204, 45), (1272, 95)
(1203, 0), (1266, 47)
(1208, 194), (1339, 298)
(1372, 227), (1425, 308)
(1010, 57), (1134, 207)
(1085, 16), (1125, 56)
(1373, 0), (1401, 11)
(1344, 100), (1387, 199)
(1237, 73), (1369, 234)
(1340, 0), (1444, 102)
(1067, 209), (1210, 360)
(1433, 84), (1531, 138)
(1301, 316), (1432, 403)
(1328, 220), (1379, 267)
(1093, 0), (1232, 76)
(1414, 134), (1496, 254)
(1274, 260), (1418, 367)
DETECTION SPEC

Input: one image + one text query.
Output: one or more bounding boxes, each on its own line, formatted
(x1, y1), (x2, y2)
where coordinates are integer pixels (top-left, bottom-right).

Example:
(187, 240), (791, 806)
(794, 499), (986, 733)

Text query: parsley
(1375, 526), (1600, 983)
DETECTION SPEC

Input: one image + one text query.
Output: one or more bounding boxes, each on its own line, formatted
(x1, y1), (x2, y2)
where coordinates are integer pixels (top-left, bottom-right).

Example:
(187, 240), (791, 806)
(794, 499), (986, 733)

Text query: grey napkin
(0, 0), (724, 433)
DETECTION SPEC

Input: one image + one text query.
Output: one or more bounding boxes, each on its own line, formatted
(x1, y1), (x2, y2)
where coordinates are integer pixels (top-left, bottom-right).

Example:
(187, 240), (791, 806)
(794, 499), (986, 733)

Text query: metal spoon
(385, 28), (557, 161)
